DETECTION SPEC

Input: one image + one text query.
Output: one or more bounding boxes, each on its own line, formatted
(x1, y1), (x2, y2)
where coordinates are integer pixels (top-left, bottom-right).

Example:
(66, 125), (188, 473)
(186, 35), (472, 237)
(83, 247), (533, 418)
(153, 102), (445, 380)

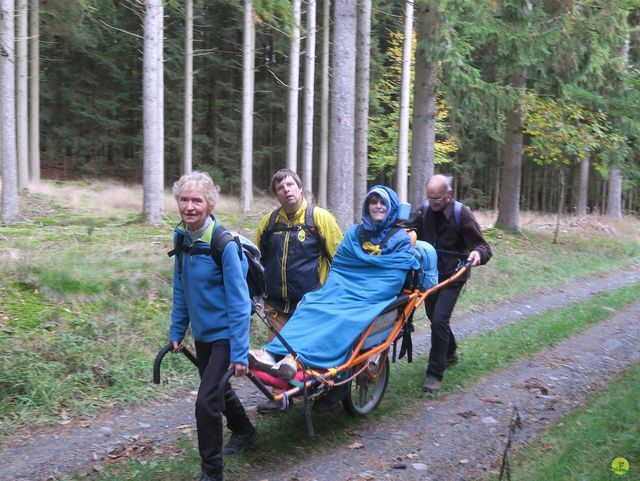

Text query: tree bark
(496, 71), (525, 232)
(317, 0), (330, 207)
(29, 0), (39, 182)
(1, 0), (19, 223)
(409, 2), (438, 207)
(286, 0), (301, 171)
(302, 0), (316, 200)
(183, 0), (193, 175)
(606, 165), (623, 218)
(142, 0), (164, 224)
(576, 153), (589, 216)
(353, 0), (371, 219)
(240, 0), (255, 213)
(396, 0), (414, 203)
(553, 168), (565, 244)
(328, 0), (357, 230)
(16, 0), (28, 189)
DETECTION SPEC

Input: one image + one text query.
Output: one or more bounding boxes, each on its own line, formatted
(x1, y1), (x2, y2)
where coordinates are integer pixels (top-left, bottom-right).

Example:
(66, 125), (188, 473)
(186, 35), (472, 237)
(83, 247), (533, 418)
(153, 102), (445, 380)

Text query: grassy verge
(496, 363), (640, 481)
(456, 228), (640, 312)
(64, 283), (640, 481)
(1, 188), (639, 436)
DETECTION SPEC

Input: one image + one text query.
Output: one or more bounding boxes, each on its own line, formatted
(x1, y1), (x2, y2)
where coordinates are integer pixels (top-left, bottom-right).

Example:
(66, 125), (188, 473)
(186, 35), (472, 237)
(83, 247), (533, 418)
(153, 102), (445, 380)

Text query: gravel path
(240, 301), (640, 481)
(1, 266), (639, 481)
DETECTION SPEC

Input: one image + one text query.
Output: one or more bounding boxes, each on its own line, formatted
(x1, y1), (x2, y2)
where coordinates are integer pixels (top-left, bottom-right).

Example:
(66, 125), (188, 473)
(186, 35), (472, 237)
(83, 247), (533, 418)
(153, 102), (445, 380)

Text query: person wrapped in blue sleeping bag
(249, 185), (438, 380)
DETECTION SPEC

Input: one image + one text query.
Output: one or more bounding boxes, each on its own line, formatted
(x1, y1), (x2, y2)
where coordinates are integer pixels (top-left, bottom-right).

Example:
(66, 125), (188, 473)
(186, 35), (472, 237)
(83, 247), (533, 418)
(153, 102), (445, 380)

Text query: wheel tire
(343, 352), (390, 416)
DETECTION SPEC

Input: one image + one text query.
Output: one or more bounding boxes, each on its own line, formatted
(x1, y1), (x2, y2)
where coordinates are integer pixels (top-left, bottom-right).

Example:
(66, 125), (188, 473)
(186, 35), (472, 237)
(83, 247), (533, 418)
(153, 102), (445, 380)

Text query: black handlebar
(153, 342), (199, 384)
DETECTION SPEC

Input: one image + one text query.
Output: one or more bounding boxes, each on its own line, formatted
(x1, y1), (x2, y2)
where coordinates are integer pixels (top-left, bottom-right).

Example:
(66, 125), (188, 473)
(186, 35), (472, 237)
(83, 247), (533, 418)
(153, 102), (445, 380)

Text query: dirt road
(1, 267), (639, 481)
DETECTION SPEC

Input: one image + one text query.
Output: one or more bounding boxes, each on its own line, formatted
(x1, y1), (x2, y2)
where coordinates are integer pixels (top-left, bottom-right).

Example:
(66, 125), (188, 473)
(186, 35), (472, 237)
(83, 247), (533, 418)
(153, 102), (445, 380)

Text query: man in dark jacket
(414, 174), (492, 393)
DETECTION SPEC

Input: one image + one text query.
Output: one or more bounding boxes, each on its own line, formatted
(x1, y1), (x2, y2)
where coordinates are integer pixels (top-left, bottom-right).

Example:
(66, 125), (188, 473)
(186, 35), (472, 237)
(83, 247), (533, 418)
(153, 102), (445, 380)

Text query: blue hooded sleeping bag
(264, 185), (421, 368)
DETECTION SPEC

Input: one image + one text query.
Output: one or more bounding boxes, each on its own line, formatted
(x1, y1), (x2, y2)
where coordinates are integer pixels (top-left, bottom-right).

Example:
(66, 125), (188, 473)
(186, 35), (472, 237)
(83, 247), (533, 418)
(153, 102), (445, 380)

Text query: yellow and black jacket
(255, 198), (342, 313)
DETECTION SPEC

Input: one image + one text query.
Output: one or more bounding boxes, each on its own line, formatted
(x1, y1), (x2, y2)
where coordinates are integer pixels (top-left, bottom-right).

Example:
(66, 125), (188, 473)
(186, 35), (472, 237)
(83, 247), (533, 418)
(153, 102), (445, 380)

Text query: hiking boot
(270, 355), (297, 381)
(200, 463), (223, 481)
(199, 470), (223, 481)
(423, 375), (442, 393)
(445, 352), (459, 368)
(222, 426), (259, 455)
(248, 349), (276, 371)
(257, 397), (294, 414)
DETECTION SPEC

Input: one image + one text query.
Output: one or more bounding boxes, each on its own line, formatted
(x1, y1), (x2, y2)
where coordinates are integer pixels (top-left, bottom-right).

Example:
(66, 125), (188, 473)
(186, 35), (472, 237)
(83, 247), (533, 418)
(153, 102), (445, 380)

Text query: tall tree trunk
(353, 0), (371, 219)
(240, 0), (255, 213)
(496, 71), (525, 232)
(317, 0), (330, 207)
(28, 0), (39, 182)
(16, 0), (28, 188)
(395, 0), (414, 203)
(286, 0), (301, 171)
(302, 0), (316, 200)
(328, 0), (357, 230)
(493, 162), (500, 211)
(142, 0), (164, 224)
(606, 165), (623, 218)
(1, 0), (19, 223)
(409, 2), (438, 207)
(182, 0), (193, 175)
(553, 168), (565, 244)
(576, 153), (589, 216)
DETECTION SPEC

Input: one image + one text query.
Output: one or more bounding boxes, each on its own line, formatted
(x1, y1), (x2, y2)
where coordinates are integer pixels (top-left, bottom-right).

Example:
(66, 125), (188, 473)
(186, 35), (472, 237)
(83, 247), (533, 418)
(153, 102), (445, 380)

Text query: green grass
(1, 189), (639, 445)
(497, 363), (640, 481)
(60, 282), (640, 481)
(457, 228), (640, 311)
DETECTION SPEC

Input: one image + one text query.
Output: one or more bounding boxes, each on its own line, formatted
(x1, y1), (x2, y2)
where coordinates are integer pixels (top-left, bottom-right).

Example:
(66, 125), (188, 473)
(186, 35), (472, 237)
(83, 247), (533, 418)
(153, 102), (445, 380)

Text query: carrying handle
(153, 342), (199, 384)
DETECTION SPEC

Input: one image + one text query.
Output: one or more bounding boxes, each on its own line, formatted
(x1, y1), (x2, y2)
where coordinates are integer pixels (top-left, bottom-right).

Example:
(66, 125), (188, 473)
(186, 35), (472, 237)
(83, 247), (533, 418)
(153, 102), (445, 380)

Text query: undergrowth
(1, 186), (639, 441)
(59, 282), (640, 481)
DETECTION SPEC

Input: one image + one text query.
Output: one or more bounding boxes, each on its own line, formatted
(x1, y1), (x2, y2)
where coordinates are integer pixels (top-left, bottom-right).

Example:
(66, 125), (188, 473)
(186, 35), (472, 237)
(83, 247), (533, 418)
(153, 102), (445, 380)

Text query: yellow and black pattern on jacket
(256, 198), (342, 313)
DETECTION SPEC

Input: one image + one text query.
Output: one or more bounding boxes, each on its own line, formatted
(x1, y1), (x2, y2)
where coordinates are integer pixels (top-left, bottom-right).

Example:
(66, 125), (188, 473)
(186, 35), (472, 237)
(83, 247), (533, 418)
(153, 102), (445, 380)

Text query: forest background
(2, 0), (640, 230)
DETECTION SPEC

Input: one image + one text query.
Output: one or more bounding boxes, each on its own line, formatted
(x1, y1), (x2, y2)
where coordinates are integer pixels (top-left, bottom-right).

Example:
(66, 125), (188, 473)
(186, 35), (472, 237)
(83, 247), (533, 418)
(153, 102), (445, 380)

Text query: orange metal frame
(270, 264), (470, 402)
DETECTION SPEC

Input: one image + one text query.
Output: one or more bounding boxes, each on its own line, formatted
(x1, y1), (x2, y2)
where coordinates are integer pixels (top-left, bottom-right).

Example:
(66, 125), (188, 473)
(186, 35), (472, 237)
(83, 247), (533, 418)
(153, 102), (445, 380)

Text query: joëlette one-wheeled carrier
(154, 250), (470, 437)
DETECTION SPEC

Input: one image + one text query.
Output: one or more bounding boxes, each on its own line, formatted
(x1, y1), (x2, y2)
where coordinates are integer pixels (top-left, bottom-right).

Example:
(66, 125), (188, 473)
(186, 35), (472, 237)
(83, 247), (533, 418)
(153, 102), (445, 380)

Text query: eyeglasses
(426, 194), (447, 202)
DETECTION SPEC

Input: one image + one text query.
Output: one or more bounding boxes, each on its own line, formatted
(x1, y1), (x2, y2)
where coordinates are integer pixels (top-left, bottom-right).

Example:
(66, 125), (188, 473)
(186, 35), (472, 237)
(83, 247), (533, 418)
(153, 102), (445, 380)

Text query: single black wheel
(343, 351), (390, 416)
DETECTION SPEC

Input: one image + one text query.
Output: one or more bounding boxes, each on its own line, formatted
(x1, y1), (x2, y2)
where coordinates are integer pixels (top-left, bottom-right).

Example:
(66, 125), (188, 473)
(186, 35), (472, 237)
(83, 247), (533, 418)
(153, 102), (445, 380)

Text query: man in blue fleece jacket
(169, 171), (256, 481)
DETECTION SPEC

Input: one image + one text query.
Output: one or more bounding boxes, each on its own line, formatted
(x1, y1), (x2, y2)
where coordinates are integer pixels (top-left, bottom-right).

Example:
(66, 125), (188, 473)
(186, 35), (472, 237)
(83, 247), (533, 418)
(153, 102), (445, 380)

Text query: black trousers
(194, 340), (253, 470)
(424, 283), (463, 381)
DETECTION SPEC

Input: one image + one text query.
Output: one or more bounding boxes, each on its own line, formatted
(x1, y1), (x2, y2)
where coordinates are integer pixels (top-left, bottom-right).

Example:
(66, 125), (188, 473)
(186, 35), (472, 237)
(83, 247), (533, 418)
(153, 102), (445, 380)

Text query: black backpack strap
(357, 225), (402, 252)
(259, 208), (281, 255)
(306, 204), (332, 263)
(209, 223), (237, 269)
(168, 232), (187, 275)
(379, 225), (402, 250)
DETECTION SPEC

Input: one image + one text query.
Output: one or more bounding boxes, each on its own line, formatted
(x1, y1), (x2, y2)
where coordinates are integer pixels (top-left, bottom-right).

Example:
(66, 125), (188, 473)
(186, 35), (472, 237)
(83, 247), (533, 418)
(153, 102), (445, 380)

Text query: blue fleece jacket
(169, 218), (251, 364)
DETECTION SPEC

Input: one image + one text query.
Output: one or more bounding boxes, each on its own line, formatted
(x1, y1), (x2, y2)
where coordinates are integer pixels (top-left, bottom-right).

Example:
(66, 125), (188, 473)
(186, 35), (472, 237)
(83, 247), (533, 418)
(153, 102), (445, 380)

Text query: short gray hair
(172, 171), (220, 209)
(426, 174), (453, 193)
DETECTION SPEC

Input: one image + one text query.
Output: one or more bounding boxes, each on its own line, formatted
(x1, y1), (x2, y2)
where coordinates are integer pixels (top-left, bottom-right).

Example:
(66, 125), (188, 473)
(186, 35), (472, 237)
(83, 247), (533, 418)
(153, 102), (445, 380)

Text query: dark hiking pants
(425, 283), (463, 381)
(194, 340), (253, 470)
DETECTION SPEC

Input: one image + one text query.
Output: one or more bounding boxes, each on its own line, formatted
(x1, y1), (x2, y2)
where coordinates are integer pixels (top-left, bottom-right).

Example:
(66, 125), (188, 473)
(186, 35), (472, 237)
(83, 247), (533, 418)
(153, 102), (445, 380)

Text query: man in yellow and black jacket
(256, 169), (343, 336)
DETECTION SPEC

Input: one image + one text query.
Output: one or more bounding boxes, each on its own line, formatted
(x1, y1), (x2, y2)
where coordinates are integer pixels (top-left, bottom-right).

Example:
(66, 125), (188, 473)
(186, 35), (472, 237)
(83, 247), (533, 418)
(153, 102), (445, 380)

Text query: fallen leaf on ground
(480, 396), (503, 404)
(177, 424), (193, 433)
(457, 410), (476, 418)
